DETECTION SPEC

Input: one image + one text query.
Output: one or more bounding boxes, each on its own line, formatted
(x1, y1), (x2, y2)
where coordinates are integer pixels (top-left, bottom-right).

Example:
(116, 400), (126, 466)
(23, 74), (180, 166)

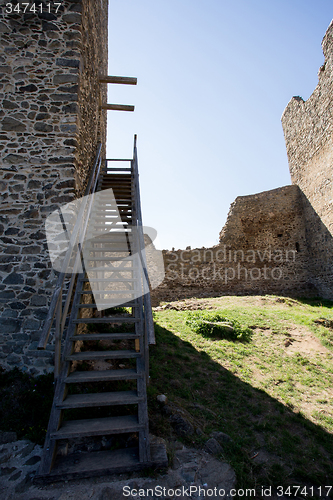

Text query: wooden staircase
(34, 139), (167, 483)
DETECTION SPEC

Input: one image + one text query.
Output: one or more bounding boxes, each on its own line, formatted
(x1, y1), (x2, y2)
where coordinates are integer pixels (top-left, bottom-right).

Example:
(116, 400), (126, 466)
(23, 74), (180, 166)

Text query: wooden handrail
(38, 144), (102, 350)
(132, 135), (156, 346)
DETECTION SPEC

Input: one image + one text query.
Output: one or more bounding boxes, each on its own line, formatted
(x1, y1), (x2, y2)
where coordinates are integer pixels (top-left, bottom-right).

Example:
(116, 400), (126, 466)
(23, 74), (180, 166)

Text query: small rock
(0, 432), (17, 444)
(204, 437), (223, 455)
(170, 413), (194, 437)
(161, 405), (173, 416)
(210, 431), (232, 444)
(19, 84), (38, 92)
(63, 13), (82, 23)
(202, 320), (234, 333)
(87, 442), (102, 452)
(157, 394), (167, 404)
(181, 469), (196, 482)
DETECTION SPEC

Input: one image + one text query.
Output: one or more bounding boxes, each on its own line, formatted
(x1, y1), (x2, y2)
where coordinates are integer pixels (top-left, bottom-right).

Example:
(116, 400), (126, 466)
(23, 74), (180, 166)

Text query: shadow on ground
(148, 321), (333, 494)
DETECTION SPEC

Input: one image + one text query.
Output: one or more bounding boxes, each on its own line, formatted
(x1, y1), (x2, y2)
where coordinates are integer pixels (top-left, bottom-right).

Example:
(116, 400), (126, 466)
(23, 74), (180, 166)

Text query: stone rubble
(0, 433), (236, 500)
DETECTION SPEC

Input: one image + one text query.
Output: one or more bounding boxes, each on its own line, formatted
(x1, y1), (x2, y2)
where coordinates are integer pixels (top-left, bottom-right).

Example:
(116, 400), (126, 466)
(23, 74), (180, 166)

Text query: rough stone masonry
(0, 0), (108, 373)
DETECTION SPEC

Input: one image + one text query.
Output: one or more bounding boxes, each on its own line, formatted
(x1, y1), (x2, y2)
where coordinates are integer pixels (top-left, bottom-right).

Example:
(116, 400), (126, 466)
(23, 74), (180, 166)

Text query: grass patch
(148, 295), (333, 493)
(185, 311), (252, 341)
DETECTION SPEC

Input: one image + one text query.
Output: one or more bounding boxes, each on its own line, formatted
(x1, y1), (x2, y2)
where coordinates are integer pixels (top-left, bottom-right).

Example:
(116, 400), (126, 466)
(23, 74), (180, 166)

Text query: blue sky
(106, 1), (332, 250)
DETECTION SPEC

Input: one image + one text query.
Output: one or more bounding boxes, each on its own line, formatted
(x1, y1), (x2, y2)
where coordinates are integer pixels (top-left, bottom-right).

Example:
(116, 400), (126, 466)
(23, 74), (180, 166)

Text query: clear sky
(106, 1), (332, 250)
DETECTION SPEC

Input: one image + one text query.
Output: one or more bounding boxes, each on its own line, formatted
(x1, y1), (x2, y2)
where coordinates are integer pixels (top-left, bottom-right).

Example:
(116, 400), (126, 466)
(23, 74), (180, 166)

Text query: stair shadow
(148, 322), (333, 493)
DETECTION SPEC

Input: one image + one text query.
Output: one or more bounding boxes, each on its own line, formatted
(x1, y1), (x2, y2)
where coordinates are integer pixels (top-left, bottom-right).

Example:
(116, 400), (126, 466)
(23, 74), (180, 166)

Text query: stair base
(33, 443), (168, 484)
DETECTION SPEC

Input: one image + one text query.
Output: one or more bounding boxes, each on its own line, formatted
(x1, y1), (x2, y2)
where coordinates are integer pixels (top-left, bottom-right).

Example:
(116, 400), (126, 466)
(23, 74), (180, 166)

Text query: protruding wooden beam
(99, 76), (137, 85)
(100, 104), (135, 112)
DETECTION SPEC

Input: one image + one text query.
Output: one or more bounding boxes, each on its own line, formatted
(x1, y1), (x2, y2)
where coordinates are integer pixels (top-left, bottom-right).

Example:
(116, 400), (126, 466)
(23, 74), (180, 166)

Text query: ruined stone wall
(0, 0), (108, 373)
(282, 20), (333, 298)
(151, 185), (320, 305)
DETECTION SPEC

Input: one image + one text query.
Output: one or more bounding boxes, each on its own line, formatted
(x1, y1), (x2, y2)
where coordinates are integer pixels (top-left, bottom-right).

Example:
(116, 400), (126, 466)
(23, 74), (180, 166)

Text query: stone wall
(282, 20), (333, 299)
(151, 185), (321, 305)
(0, 0), (108, 373)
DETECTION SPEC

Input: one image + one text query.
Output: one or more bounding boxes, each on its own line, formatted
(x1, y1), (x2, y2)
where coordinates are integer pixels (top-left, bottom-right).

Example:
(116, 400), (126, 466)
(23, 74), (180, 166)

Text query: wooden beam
(100, 104), (135, 112)
(99, 76), (137, 85)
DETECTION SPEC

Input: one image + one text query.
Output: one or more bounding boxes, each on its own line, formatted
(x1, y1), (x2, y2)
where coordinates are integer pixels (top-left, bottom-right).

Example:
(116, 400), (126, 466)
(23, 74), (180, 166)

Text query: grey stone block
(0, 318), (21, 333)
(1, 118), (26, 132)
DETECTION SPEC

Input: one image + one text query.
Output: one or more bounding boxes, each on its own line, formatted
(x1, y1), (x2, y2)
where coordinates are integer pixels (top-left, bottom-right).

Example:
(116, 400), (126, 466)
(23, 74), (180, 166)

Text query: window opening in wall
(295, 242), (300, 252)
(277, 233), (283, 238)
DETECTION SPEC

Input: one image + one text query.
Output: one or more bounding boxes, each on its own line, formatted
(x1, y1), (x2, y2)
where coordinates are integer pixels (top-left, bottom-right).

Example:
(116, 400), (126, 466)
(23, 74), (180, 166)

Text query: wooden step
(101, 180), (131, 183)
(70, 333), (139, 341)
(57, 390), (141, 409)
(92, 204), (132, 208)
(66, 350), (140, 361)
(78, 292), (136, 294)
(84, 248), (132, 254)
(78, 301), (136, 307)
(84, 252), (131, 256)
(101, 187), (132, 192)
(101, 195), (131, 199)
(84, 247), (131, 251)
(106, 167), (132, 171)
(91, 217), (132, 222)
(51, 415), (141, 439)
(92, 210), (132, 214)
(80, 278), (135, 282)
(85, 256), (134, 261)
(89, 238), (133, 243)
(73, 317), (137, 324)
(92, 218), (130, 222)
(95, 226), (131, 230)
(79, 290), (134, 294)
(85, 268), (136, 273)
(101, 182), (131, 185)
(101, 186), (131, 190)
(105, 167), (131, 171)
(91, 223), (130, 228)
(101, 179), (132, 182)
(93, 200), (132, 205)
(34, 444), (168, 484)
(99, 184), (132, 188)
(78, 290), (135, 295)
(77, 302), (137, 309)
(65, 368), (138, 384)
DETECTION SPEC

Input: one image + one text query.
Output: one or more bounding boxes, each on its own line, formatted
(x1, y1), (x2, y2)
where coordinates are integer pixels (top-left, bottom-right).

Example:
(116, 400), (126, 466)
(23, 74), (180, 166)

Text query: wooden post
(99, 76), (137, 85)
(100, 104), (135, 112)
(54, 298), (62, 380)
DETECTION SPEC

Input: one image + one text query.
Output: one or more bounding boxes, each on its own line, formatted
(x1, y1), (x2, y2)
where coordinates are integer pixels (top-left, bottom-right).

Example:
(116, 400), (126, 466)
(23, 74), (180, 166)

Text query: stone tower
(282, 20), (333, 297)
(0, 0), (108, 373)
